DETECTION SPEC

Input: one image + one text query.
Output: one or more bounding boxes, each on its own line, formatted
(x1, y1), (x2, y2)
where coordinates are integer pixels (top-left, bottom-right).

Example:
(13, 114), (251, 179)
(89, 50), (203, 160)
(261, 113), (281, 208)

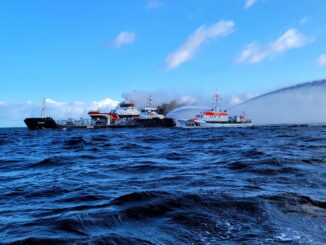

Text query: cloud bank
(237, 28), (312, 64)
(113, 32), (136, 48)
(165, 20), (235, 69)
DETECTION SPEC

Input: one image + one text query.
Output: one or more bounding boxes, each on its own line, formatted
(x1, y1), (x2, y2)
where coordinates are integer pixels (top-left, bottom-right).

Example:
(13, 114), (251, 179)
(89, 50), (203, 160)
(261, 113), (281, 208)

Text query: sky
(0, 0), (326, 126)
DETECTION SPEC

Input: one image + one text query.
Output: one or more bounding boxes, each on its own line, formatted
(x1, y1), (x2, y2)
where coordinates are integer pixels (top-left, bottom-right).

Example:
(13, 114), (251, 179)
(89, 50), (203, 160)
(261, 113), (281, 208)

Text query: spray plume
(230, 79), (326, 125)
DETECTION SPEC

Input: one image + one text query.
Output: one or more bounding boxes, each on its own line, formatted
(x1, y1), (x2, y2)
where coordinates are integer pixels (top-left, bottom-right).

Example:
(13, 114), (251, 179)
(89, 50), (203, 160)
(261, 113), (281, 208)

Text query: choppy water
(0, 126), (326, 244)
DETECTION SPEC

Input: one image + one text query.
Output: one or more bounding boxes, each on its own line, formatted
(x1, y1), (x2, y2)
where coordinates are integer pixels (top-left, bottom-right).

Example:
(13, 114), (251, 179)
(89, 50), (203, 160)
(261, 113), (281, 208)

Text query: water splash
(231, 79), (326, 125)
(167, 79), (326, 125)
(167, 106), (208, 125)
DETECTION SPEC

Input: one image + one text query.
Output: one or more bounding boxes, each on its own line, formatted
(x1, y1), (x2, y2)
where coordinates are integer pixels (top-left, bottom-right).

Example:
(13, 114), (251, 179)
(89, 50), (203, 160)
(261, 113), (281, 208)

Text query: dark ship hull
(137, 118), (176, 127)
(24, 117), (60, 130)
(24, 117), (176, 130)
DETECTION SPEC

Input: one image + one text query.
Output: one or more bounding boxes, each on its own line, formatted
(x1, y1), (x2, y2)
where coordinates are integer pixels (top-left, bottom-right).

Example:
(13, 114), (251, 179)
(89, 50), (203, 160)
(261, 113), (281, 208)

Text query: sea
(0, 126), (325, 244)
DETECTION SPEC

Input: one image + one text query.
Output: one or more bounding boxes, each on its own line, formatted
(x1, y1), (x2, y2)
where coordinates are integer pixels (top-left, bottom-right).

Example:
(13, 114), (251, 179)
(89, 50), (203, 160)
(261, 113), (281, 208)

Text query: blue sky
(0, 0), (326, 125)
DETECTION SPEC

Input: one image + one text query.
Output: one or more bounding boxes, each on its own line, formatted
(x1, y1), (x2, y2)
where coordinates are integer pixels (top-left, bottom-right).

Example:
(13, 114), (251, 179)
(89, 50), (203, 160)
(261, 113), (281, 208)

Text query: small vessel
(178, 93), (252, 128)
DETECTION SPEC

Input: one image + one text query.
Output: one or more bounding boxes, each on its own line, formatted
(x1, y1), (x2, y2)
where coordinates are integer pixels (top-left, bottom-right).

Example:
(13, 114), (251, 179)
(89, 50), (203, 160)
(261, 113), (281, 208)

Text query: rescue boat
(178, 93), (252, 128)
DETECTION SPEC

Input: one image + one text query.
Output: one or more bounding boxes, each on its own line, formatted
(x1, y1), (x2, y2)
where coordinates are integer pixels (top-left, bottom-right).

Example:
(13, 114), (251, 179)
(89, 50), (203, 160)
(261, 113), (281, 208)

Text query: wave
(1, 126), (325, 244)
(30, 156), (75, 168)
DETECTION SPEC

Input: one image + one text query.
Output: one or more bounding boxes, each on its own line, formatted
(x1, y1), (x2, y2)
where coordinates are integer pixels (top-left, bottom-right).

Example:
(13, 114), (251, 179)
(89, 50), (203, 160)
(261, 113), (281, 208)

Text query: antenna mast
(213, 92), (221, 111)
(147, 95), (153, 107)
(41, 98), (47, 118)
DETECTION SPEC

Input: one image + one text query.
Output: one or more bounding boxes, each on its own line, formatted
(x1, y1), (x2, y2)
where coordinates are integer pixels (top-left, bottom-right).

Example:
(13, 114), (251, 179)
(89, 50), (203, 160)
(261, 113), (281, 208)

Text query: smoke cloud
(121, 90), (202, 115)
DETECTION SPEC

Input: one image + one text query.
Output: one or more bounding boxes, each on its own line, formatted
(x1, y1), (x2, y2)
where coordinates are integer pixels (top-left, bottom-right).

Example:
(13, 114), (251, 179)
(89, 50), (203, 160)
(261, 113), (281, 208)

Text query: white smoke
(167, 106), (207, 126)
(230, 79), (326, 125)
(121, 90), (199, 107)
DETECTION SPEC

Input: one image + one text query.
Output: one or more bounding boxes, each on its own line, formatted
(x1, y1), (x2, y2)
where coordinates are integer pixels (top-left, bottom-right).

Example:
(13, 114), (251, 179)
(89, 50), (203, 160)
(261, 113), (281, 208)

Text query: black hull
(24, 117), (176, 130)
(24, 117), (61, 130)
(137, 118), (176, 127)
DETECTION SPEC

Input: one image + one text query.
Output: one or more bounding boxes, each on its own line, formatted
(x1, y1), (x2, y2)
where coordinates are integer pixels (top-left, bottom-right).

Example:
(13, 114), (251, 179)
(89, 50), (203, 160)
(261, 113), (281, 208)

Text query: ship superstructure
(137, 96), (175, 127)
(139, 96), (164, 120)
(88, 100), (140, 127)
(112, 101), (140, 118)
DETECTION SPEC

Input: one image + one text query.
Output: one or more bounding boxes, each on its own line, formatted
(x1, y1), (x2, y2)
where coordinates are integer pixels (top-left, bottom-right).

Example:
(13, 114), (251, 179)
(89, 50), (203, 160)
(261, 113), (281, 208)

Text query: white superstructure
(178, 93), (252, 128)
(111, 101), (140, 118)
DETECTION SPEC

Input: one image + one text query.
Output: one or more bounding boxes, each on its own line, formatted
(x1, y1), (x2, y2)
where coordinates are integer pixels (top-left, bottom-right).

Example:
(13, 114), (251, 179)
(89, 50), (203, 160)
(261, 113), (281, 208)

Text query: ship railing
(55, 119), (95, 127)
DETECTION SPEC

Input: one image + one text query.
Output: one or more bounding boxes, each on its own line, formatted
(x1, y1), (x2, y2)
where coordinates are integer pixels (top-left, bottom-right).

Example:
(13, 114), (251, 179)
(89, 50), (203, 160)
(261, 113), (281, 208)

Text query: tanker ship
(24, 98), (175, 130)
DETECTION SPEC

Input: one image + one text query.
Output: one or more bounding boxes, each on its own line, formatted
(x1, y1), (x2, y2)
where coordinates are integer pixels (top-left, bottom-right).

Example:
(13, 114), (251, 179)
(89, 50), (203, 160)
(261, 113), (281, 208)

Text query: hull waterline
(178, 119), (252, 128)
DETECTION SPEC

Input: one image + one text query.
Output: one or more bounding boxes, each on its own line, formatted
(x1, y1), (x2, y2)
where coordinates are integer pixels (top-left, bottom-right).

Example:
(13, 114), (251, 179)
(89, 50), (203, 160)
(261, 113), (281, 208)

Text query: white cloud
(237, 28), (312, 64)
(244, 0), (257, 9)
(147, 0), (163, 10)
(92, 98), (119, 109)
(299, 17), (308, 25)
(113, 32), (136, 48)
(318, 54), (326, 66)
(45, 98), (119, 117)
(45, 98), (66, 106)
(165, 20), (235, 69)
(230, 96), (242, 106)
(229, 93), (255, 106)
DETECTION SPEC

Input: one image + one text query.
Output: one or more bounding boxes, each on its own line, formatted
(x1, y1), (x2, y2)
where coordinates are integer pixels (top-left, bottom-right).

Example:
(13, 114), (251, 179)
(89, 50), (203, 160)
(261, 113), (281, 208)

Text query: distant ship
(24, 97), (175, 130)
(178, 93), (252, 128)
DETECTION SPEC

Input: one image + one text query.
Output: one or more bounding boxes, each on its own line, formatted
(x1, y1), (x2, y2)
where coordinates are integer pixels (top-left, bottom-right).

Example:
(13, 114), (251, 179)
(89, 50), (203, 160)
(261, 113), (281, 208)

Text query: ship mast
(147, 95), (153, 107)
(213, 92), (221, 111)
(41, 98), (47, 118)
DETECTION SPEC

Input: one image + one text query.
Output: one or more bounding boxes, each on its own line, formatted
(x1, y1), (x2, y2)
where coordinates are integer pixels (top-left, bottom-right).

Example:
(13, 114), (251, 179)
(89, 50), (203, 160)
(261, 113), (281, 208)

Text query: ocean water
(0, 126), (325, 244)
